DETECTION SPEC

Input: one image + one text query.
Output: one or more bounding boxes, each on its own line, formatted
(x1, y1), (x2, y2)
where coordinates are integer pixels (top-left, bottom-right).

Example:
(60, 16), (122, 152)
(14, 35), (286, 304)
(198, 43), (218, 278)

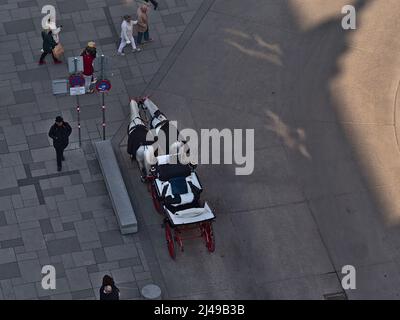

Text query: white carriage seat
(174, 207), (207, 217)
(155, 172), (202, 207)
(166, 202), (215, 225)
(186, 172), (202, 190)
(156, 179), (193, 207)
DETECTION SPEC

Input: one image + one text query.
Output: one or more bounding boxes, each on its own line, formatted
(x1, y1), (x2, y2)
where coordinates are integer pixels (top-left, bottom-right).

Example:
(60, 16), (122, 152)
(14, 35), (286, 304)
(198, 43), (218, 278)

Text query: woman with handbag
(38, 29), (62, 65)
(136, 5), (153, 47)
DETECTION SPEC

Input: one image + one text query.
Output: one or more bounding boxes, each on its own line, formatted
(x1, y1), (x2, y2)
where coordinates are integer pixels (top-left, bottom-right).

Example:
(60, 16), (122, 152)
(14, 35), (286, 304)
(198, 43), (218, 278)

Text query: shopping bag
(52, 43), (64, 59)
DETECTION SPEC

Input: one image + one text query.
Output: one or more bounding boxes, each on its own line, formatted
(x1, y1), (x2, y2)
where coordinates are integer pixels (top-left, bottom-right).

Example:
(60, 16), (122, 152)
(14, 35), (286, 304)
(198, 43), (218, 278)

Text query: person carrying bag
(136, 4), (153, 46)
(46, 19), (64, 61)
(38, 29), (62, 65)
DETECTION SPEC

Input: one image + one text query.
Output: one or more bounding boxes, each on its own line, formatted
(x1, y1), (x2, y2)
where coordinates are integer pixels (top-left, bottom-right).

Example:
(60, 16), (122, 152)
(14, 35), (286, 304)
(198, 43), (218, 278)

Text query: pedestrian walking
(44, 20), (64, 61)
(48, 116), (72, 172)
(39, 28), (62, 65)
(117, 15), (140, 56)
(81, 42), (97, 93)
(144, 0), (158, 10)
(136, 5), (153, 47)
(100, 275), (120, 300)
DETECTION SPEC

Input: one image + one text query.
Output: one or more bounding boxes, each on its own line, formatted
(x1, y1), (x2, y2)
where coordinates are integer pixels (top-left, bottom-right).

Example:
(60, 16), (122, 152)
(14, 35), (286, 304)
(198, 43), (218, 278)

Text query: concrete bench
(94, 140), (138, 234)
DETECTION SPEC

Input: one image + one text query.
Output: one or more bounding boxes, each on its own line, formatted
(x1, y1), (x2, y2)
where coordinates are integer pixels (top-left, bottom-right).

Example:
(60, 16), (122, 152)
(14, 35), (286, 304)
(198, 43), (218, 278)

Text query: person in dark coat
(100, 275), (120, 300)
(48, 116), (72, 172)
(39, 29), (62, 65)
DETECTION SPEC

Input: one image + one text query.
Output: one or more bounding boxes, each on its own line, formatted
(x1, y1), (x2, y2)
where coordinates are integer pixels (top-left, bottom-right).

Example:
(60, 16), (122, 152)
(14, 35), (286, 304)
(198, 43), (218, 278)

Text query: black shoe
(57, 166), (62, 172)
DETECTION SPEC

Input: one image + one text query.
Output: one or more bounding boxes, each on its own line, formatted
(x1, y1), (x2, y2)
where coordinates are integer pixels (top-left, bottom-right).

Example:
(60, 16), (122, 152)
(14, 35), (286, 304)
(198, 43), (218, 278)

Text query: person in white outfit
(117, 15), (140, 55)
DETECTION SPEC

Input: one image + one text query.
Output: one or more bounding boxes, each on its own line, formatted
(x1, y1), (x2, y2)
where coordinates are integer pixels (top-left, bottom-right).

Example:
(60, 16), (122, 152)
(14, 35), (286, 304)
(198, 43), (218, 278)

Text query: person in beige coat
(136, 4), (153, 46)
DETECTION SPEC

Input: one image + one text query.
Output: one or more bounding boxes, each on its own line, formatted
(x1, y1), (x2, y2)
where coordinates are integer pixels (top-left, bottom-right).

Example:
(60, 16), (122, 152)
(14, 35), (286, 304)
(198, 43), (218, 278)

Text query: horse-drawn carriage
(127, 97), (215, 259)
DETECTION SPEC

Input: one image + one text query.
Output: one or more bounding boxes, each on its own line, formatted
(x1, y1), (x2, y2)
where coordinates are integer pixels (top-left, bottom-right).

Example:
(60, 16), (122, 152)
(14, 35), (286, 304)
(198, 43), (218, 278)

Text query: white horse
(127, 97), (188, 180)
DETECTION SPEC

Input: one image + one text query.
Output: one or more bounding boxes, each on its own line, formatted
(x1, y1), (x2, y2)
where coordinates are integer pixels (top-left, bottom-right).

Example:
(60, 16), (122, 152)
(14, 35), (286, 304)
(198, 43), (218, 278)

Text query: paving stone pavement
(0, 0), (205, 300)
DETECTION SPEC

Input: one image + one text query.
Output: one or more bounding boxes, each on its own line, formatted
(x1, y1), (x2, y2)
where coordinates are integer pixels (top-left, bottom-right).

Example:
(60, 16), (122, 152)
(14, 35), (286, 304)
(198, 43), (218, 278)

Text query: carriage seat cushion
(174, 207), (206, 218)
(162, 186), (194, 207)
(169, 176), (188, 195)
(161, 180), (194, 207)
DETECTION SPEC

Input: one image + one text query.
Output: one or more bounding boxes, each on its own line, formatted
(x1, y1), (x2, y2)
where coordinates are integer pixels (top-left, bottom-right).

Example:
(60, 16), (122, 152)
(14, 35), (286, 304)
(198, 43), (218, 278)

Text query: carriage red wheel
(165, 222), (175, 259)
(150, 183), (163, 214)
(204, 222), (215, 252)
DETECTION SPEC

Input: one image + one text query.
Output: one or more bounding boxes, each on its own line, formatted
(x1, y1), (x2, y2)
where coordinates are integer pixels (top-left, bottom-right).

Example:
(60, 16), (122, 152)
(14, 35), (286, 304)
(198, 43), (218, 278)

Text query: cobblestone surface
(0, 0), (204, 300)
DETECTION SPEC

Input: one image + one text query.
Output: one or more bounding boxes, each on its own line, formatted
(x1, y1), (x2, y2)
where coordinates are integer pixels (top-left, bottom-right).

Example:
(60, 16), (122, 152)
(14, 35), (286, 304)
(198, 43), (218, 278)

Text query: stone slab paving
(111, 0), (400, 300)
(0, 0), (205, 299)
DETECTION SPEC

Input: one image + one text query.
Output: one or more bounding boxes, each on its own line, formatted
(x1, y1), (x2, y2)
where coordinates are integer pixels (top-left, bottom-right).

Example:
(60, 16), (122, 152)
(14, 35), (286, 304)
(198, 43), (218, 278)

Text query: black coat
(48, 122), (72, 148)
(99, 285), (120, 300)
(41, 31), (56, 53)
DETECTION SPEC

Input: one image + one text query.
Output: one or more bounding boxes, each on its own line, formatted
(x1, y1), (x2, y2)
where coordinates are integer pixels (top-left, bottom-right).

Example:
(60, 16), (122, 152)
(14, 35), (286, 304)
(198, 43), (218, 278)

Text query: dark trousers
(55, 145), (66, 168)
(137, 29), (150, 45)
(39, 51), (59, 63)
